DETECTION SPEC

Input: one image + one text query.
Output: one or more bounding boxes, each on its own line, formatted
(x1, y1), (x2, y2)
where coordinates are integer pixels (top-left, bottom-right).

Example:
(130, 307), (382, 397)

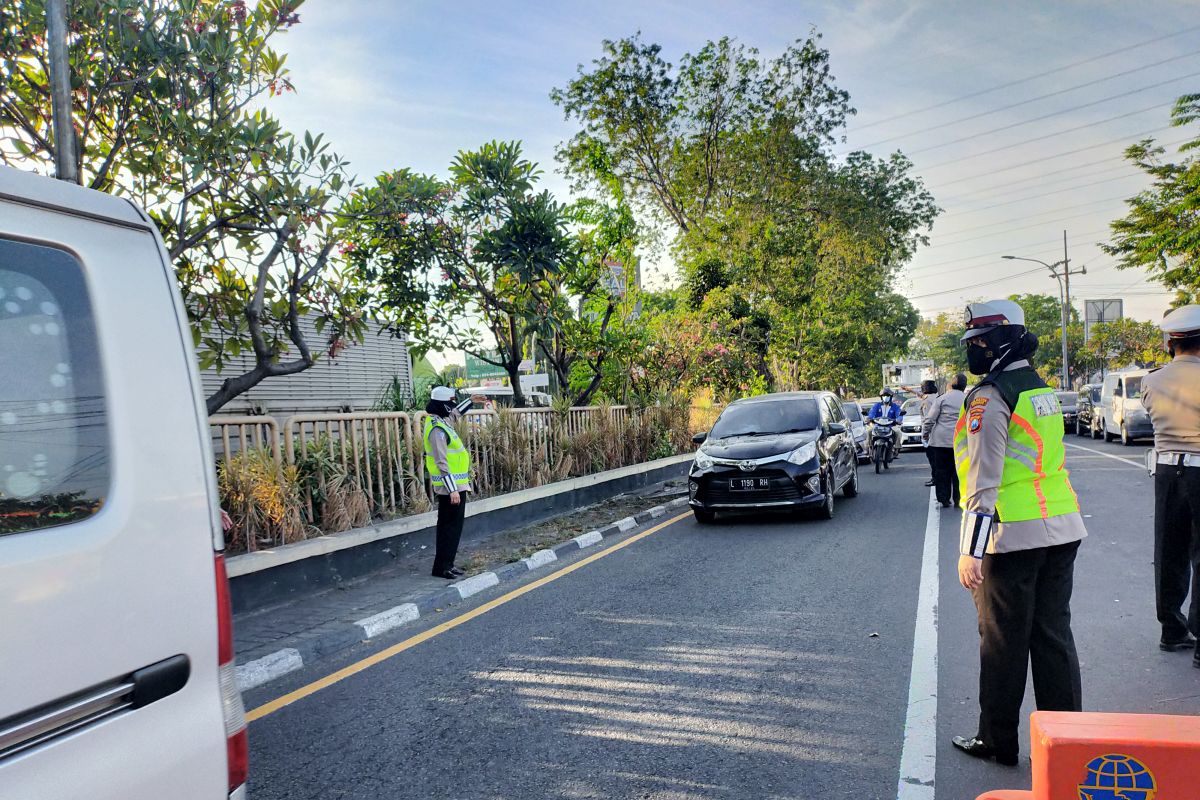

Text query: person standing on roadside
(920, 380), (939, 487)
(950, 299), (1087, 768)
(423, 387), (476, 579)
(1140, 305), (1200, 663)
(923, 373), (967, 508)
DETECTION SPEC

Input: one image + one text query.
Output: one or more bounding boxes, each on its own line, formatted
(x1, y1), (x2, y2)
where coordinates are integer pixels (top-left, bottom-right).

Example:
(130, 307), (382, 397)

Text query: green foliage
(1083, 318), (1170, 372)
(1104, 94), (1200, 300)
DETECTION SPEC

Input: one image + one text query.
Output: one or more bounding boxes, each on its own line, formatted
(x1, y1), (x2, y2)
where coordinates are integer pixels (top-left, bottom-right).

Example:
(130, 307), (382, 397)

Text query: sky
(270, 0), (1196, 341)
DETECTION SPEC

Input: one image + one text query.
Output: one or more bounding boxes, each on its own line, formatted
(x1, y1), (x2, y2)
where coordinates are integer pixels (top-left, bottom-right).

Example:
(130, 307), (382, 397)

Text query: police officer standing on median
(1140, 305), (1200, 664)
(423, 387), (476, 579)
(951, 299), (1087, 767)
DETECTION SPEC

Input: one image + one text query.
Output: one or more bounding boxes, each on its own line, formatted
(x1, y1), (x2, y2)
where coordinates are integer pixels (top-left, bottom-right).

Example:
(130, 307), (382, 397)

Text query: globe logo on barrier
(1077, 754), (1157, 800)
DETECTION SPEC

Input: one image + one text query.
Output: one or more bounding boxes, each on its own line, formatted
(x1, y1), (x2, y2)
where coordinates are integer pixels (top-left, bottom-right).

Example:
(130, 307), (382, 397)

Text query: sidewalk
(233, 480), (690, 690)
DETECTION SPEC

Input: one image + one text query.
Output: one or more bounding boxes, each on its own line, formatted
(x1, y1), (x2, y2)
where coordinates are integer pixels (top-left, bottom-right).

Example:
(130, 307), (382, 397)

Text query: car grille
(701, 469), (803, 505)
(902, 425), (921, 433)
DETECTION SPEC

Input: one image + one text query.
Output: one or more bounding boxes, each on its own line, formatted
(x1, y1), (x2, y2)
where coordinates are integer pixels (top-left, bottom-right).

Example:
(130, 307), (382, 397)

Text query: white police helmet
(961, 299), (1026, 343)
(430, 386), (456, 402)
(1159, 304), (1200, 339)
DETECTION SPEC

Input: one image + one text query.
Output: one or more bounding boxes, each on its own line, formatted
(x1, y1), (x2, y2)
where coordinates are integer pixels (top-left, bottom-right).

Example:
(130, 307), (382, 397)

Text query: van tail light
(215, 553), (248, 793)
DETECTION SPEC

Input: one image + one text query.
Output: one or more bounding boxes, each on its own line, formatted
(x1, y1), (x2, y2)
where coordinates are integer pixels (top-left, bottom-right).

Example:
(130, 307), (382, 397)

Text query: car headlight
(787, 442), (818, 466)
(694, 450), (714, 471)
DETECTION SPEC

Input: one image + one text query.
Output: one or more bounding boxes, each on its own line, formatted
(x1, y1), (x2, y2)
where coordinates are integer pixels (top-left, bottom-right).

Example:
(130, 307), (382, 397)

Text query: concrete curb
(235, 495), (690, 693)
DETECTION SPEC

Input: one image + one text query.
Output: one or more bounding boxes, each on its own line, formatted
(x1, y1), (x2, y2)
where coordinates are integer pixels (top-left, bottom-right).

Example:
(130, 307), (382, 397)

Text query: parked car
(842, 401), (870, 464)
(899, 398), (925, 451)
(1056, 391), (1079, 433)
(1075, 384), (1102, 438)
(688, 392), (858, 523)
(0, 167), (247, 798)
(1099, 369), (1155, 446)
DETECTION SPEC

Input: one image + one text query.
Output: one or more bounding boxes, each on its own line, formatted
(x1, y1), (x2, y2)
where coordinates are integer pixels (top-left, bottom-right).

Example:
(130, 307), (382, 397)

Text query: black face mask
(966, 342), (996, 376)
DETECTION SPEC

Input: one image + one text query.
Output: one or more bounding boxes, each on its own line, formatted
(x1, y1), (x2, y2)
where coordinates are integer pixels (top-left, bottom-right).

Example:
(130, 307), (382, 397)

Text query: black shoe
(924, 480), (936, 487)
(431, 568), (458, 579)
(448, 566), (466, 577)
(941, 501), (953, 508)
(1193, 649), (1200, 669)
(951, 736), (1018, 766)
(1160, 633), (1197, 652)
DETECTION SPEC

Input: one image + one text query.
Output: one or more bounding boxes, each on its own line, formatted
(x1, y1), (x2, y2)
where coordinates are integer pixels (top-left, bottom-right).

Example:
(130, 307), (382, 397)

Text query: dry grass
(218, 447), (309, 550)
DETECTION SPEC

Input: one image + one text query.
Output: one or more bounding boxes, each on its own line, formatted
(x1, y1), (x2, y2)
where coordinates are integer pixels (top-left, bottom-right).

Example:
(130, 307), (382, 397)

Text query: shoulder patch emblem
(967, 397), (988, 434)
(1030, 393), (1060, 418)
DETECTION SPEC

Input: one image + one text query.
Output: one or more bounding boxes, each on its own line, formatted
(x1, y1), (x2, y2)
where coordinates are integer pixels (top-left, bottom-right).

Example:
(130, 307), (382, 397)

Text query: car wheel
(842, 464), (859, 498)
(1091, 420), (1101, 440)
(817, 472), (835, 520)
(1121, 423), (1133, 446)
(693, 509), (715, 524)
(1075, 418), (1083, 437)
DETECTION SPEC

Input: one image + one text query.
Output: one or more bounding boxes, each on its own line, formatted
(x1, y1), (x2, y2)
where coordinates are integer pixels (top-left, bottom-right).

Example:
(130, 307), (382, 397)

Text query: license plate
(730, 478), (770, 491)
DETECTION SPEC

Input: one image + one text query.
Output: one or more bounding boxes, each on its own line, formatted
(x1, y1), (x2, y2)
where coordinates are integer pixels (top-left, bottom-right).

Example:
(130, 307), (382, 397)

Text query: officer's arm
(430, 427), (460, 493)
(960, 385), (1010, 558)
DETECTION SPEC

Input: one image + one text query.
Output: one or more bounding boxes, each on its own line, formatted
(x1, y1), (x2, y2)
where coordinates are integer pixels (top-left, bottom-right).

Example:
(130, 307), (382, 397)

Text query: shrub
(218, 447), (308, 551)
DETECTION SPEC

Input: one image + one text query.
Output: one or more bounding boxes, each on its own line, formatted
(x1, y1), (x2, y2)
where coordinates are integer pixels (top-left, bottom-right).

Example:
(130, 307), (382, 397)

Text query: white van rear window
(0, 239), (108, 535)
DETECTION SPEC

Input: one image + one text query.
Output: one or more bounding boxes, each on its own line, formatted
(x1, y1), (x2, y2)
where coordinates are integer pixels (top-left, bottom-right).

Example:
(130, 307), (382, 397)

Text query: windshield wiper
(719, 430), (762, 438)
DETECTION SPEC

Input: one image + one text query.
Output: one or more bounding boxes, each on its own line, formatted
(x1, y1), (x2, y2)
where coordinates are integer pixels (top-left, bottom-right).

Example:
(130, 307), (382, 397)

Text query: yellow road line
(246, 510), (691, 722)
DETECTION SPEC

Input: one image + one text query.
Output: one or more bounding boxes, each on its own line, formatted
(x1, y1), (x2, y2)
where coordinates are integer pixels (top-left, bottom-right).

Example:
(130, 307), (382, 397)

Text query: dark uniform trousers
(973, 540), (1083, 755)
(1155, 464), (1200, 640)
(928, 446), (960, 507)
(433, 492), (467, 573)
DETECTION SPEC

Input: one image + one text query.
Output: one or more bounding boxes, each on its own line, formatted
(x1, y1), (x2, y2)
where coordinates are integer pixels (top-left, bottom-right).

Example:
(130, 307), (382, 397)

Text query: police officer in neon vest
(424, 387), (474, 579)
(950, 299), (1087, 768)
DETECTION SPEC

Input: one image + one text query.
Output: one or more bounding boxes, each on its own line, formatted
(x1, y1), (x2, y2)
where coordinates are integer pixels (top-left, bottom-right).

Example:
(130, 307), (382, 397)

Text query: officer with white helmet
(1140, 304), (1200, 665)
(950, 298), (1087, 767)
(423, 387), (476, 579)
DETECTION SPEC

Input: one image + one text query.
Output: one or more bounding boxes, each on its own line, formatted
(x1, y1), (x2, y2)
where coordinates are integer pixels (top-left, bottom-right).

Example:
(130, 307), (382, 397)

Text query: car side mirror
(692, 431), (707, 444)
(827, 423), (847, 435)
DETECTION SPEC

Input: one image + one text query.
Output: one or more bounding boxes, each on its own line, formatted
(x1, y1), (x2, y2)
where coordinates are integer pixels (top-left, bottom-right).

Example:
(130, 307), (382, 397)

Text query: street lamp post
(1002, 231), (1086, 388)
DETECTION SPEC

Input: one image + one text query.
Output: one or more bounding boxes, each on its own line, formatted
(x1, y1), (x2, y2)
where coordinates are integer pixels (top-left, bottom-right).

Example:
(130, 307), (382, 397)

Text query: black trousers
(433, 492), (467, 573)
(1154, 464), (1200, 641)
(973, 540), (1082, 755)
(929, 446), (960, 506)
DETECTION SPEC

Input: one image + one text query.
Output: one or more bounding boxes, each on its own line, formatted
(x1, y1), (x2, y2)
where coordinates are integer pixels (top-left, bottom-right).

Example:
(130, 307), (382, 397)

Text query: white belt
(1157, 452), (1200, 467)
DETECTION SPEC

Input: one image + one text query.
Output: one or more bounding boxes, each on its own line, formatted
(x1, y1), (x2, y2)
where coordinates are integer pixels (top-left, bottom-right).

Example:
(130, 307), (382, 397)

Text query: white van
(0, 168), (246, 798)
(1099, 369), (1155, 446)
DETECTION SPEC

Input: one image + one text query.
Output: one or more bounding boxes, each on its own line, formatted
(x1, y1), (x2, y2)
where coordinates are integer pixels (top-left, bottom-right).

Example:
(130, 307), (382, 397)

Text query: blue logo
(1077, 754), (1157, 800)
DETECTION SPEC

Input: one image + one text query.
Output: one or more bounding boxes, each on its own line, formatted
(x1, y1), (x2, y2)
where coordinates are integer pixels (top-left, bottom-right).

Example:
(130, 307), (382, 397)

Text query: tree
(1084, 318), (1169, 373)
(908, 312), (968, 376)
(2, 0), (405, 414)
(1103, 94), (1200, 302)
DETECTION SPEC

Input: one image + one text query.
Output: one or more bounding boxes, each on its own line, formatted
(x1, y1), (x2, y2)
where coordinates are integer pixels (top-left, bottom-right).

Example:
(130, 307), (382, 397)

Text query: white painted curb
(573, 530), (603, 548)
(648, 505), (667, 518)
(236, 648), (303, 692)
(521, 549), (558, 569)
(454, 572), (500, 599)
(615, 517), (638, 531)
(356, 603), (420, 639)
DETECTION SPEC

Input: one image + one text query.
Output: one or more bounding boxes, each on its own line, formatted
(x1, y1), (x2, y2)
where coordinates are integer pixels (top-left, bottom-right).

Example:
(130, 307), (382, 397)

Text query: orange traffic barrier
(976, 711), (1200, 800)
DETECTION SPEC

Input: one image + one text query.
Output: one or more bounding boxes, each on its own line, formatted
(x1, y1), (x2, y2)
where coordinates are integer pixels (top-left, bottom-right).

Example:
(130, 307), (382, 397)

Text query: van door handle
(130, 655), (190, 709)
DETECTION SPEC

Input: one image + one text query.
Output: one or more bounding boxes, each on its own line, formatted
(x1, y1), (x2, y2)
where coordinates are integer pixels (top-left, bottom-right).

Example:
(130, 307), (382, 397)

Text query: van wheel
(1103, 422), (1115, 443)
(693, 509), (715, 524)
(1121, 423), (1133, 446)
(1075, 419), (1084, 437)
(842, 465), (860, 498)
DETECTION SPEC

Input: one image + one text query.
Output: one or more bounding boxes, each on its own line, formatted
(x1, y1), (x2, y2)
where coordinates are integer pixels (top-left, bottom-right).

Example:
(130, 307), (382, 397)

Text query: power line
(931, 193), (1136, 246)
(848, 25), (1200, 132)
(920, 99), (1178, 171)
(905, 229), (1112, 273)
(851, 51), (1200, 152)
(939, 161), (1139, 206)
(939, 172), (1141, 218)
(906, 266), (1048, 300)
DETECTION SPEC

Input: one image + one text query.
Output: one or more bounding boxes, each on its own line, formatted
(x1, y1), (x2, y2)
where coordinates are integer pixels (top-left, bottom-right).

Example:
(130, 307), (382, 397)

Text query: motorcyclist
(868, 387), (904, 461)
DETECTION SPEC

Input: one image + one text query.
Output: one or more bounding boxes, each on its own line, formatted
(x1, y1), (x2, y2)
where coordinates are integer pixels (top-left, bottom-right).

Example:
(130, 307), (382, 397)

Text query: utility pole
(47, 0), (79, 184)
(1002, 231), (1086, 388)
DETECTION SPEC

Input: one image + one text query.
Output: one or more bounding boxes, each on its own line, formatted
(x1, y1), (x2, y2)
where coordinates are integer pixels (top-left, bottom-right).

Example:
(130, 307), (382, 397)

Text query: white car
(899, 398), (925, 451)
(842, 401), (870, 464)
(0, 167), (247, 798)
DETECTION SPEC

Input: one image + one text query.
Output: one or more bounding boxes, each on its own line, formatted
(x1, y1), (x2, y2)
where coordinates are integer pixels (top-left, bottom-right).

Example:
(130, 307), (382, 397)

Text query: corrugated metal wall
(201, 317), (413, 417)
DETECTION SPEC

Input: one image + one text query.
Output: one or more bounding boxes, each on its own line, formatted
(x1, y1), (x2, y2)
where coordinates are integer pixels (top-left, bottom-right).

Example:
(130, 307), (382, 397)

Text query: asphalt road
(243, 436), (1198, 800)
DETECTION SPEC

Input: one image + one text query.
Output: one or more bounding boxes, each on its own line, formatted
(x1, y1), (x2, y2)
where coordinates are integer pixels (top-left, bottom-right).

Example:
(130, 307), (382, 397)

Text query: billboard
(465, 352), (507, 381)
(1084, 299), (1123, 342)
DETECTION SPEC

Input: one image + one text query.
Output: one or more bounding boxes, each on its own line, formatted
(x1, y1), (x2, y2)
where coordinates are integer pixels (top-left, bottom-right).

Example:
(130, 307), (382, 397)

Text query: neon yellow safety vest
(954, 372), (1080, 522)
(423, 416), (471, 491)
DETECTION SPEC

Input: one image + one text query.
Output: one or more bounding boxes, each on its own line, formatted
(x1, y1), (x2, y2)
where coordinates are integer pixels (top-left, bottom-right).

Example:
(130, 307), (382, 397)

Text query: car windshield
(1124, 377), (1143, 398)
(902, 399), (921, 414)
(842, 402), (862, 421)
(1056, 392), (1078, 405)
(709, 398), (821, 439)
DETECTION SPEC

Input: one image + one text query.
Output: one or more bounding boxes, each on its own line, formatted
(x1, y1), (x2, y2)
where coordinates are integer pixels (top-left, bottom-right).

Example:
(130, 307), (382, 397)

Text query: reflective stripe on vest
(423, 417), (470, 488)
(954, 387), (1080, 523)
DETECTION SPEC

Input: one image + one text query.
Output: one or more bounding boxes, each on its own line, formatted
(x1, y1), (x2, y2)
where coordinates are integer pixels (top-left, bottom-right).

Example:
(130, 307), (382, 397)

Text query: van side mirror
(827, 423), (847, 435)
(692, 431), (707, 444)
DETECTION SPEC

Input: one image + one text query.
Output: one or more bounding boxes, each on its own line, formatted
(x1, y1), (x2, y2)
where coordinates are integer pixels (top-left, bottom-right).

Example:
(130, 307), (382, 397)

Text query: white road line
(1064, 441), (1144, 469)
(896, 487), (940, 800)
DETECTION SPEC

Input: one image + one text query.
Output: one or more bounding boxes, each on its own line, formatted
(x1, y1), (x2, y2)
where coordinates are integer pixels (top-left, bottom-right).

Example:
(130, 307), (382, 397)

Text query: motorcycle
(869, 418), (899, 474)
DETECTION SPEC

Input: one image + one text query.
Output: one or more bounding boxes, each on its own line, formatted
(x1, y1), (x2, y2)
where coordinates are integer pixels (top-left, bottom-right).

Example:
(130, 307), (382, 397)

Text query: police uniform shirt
(960, 361), (1088, 554)
(1141, 354), (1200, 455)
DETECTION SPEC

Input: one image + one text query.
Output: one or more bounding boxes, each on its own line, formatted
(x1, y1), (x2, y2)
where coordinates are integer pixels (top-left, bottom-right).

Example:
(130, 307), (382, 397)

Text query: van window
(1113, 380), (1123, 398)
(0, 239), (109, 535)
(1123, 376), (1143, 399)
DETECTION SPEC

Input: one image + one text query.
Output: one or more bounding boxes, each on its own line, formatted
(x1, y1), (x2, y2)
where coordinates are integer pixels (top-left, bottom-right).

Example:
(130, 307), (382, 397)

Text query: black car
(1074, 384), (1102, 439)
(688, 392), (859, 523)
(1056, 391), (1079, 433)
